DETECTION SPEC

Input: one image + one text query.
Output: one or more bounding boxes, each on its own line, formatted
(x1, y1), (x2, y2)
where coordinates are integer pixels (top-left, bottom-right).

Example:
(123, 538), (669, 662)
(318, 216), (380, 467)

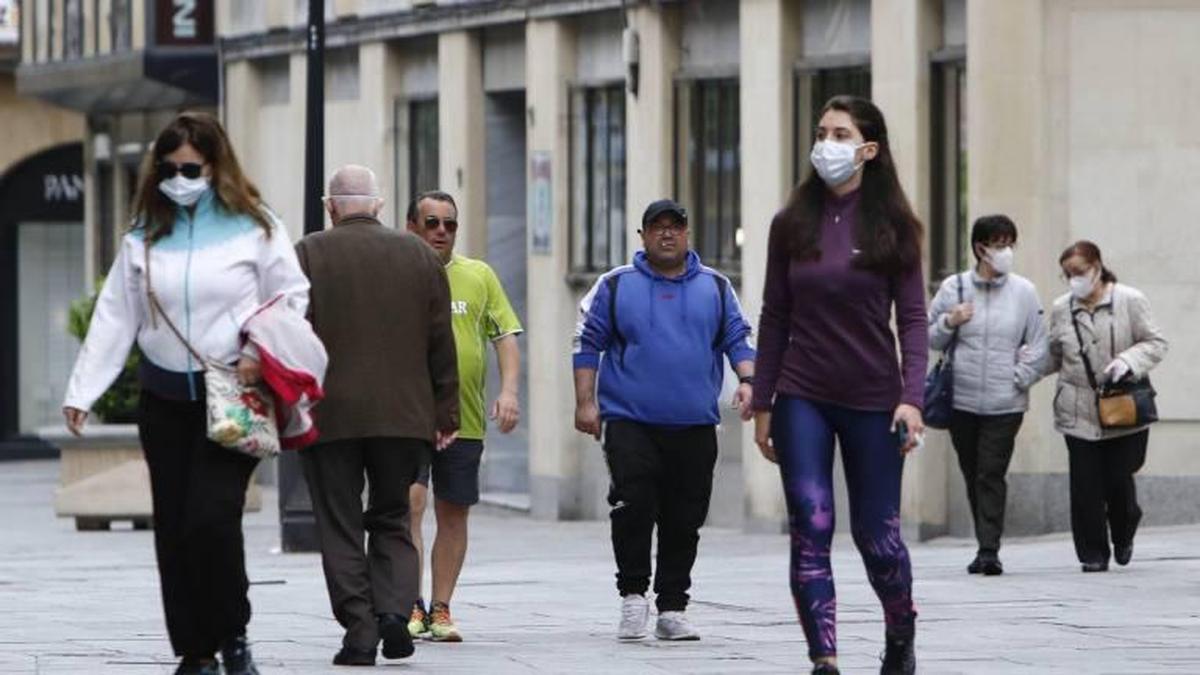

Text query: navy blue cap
(641, 199), (688, 227)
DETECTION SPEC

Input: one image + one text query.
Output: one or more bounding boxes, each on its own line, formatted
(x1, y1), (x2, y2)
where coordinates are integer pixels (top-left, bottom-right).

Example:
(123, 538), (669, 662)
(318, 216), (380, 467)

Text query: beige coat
(1046, 283), (1168, 441)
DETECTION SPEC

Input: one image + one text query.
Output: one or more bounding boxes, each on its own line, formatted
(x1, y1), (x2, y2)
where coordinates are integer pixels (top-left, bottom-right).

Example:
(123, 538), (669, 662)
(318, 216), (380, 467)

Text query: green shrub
(68, 277), (140, 424)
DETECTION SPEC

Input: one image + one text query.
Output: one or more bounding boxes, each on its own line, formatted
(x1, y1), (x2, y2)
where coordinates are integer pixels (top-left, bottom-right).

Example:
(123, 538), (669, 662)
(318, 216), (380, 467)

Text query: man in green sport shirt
(405, 190), (523, 642)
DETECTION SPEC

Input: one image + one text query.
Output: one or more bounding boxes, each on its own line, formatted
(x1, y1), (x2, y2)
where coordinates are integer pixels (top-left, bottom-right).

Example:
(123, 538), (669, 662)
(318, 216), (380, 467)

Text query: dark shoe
(220, 635), (259, 675)
(332, 646), (377, 666)
(812, 663), (841, 674)
(175, 658), (221, 675)
(1115, 543), (1133, 566)
(378, 613), (415, 659)
(1081, 560), (1109, 573)
(966, 556), (983, 574)
(980, 556), (1004, 576)
(880, 632), (916, 675)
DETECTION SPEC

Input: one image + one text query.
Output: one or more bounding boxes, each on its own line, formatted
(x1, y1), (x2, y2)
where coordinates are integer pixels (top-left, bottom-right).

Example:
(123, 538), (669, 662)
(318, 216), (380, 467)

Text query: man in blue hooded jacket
(573, 199), (756, 642)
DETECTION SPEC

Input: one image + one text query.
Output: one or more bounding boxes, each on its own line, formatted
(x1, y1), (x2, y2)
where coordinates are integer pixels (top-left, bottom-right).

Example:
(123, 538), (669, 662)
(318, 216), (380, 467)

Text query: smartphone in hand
(894, 420), (909, 449)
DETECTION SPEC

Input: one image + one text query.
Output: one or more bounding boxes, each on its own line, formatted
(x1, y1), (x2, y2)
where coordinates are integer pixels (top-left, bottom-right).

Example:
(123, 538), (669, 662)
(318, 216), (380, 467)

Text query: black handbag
(924, 274), (964, 430)
(1070, 307), (1158, 429)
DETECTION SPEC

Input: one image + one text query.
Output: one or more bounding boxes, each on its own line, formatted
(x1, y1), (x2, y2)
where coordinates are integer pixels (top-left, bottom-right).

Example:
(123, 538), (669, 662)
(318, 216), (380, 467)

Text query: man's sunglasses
(423, 215), (459, 233)
(156, 161), (205, 180)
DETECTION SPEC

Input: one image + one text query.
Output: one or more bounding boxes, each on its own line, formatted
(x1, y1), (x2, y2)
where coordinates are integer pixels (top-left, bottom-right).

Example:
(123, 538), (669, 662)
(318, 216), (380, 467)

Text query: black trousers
(138, 392), (259, 659)
(1066, 431), (1148, 564)
(300, 437), (429, 650)
(948, 411), (1024, 554)
(604, 421), (718, 612)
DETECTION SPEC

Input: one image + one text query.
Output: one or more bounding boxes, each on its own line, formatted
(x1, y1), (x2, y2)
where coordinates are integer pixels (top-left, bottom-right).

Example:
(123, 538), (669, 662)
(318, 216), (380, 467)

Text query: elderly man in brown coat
(295, 164), (459, 667)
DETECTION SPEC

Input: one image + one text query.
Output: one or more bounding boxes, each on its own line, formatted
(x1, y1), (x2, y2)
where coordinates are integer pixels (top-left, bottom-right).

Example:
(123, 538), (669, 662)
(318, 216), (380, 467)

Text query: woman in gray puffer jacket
(1046, 241), (1167, 573)
(928, 215), (1048, 576)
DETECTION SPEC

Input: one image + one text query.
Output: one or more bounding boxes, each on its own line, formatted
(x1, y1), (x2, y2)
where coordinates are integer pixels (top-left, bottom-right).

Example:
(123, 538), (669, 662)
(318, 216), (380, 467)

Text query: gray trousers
(949, 411), (1025, 554)
(300, 437), (430, 650)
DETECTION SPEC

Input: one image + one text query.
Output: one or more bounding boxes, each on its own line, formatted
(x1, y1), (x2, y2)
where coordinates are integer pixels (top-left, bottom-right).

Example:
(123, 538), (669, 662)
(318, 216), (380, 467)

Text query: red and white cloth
(243, 295), (328, 449)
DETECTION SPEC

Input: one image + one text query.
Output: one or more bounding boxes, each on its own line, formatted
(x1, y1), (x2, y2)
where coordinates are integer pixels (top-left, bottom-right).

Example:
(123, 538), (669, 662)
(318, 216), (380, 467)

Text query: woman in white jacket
(928, 215), (1048, 576)
(62, 112), (309, 675)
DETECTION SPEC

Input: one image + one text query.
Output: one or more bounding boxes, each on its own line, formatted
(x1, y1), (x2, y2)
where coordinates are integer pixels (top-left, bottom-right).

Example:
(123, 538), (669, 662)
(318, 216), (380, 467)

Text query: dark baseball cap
(641, 199), (688, 227)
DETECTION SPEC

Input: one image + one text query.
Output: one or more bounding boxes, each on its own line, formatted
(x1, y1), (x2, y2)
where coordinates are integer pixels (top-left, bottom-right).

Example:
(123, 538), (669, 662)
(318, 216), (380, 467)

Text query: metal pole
(279, 0), (324, 553)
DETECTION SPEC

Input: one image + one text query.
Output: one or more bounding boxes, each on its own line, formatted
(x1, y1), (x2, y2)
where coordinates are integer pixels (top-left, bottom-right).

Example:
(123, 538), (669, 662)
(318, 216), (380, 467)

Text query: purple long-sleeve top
(751, 190), (929, 413)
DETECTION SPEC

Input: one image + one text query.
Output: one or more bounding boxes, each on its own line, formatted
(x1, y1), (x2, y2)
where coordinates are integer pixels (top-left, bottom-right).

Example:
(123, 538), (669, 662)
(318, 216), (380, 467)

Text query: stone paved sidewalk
(2, 459), (1198, 674)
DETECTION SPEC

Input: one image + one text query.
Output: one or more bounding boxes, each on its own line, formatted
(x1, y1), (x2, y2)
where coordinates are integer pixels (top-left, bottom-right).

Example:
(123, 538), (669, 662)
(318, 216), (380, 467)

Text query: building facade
(20, 0), (1200, 537)
(0, 0), (86, 458)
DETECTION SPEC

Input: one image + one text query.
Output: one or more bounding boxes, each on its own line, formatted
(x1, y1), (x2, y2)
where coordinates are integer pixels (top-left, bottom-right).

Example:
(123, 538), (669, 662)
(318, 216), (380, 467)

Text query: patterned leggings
(771, 396), (917, 660)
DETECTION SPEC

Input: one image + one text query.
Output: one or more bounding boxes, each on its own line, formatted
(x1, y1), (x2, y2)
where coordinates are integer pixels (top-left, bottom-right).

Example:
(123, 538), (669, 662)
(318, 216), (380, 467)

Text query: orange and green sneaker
(428, 602), (462, 642)
(407, 601), (430, 639)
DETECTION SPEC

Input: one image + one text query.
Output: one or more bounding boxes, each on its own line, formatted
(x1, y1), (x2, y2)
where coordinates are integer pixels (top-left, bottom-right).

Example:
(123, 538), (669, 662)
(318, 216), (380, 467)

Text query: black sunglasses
(156, 161), (205, 180)
(423, 215), (459, 233)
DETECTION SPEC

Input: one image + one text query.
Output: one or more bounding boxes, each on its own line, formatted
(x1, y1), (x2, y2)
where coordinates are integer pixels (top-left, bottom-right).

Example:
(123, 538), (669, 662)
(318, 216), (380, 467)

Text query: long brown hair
(779, 96), (923, 275)
(131, 112), (272, 241)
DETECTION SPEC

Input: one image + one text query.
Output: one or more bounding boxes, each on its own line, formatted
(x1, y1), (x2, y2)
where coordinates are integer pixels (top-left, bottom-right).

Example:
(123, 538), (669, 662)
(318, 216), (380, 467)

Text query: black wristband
(738, 375), (754, 385)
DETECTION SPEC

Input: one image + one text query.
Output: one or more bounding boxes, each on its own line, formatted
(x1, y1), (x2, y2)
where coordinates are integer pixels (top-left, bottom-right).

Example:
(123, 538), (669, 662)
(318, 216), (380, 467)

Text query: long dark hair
(1059, 240), (1118, 283)
(779, 96), (923, 275)
(131, 112), (272, 242)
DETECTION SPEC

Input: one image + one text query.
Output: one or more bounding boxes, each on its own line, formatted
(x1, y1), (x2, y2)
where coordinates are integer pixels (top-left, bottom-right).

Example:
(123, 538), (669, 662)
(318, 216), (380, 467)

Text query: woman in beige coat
(1046, 241), (1168, 573)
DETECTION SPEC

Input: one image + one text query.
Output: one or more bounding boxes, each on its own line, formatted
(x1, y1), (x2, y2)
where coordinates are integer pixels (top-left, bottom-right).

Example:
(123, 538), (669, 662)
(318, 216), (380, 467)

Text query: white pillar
(525, 18), (581, 520)
(625, 4), (680, 245)
(438, 30), (487, 259)
(738, 0), (802, 533)
(871, 0), (946, 539)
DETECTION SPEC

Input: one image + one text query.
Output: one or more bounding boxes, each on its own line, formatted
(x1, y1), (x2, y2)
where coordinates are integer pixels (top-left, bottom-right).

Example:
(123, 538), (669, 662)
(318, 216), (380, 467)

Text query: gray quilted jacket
(928, 271), (1048, 415)
(1046, 284), (1169, 441)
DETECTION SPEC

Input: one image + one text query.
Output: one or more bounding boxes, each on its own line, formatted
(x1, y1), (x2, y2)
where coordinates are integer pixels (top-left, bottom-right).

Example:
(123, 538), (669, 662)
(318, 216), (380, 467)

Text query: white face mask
(158, 175), (211, 207)
(986, 246), (1015, 275)
(1069, 269), (1098, 300)
(810, 140), (863, 187)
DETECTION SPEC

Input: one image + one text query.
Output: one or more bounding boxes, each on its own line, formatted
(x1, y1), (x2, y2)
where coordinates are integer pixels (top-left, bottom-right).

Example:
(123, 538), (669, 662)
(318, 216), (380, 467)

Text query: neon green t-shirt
(446, 255), (523, 440)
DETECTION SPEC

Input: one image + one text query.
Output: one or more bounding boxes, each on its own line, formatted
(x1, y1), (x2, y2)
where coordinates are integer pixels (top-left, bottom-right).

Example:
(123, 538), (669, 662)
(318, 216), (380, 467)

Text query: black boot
(1114, 543), (1133, 566)
(378, 613), (415, 659)
(979, 551), (1004, 576)
(880, 630), (916, 675)
(220, 635), (260, 675)
(332, 646), (377, 666)
(174, 657), (221, 675)
(812, 662), (841, 674)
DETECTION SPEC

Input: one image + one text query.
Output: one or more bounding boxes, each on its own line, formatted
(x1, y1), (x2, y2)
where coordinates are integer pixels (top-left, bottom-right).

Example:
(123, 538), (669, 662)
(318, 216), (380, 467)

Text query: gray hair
(326, 165), (381, 218)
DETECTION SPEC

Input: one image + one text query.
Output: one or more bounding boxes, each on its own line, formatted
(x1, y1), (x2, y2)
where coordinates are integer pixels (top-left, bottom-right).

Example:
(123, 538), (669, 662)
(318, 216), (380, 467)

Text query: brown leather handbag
(1071, 309), (1158, 429)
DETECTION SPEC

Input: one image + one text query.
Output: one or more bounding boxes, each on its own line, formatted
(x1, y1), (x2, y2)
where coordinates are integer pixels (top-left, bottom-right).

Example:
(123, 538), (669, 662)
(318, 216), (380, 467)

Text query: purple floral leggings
(771, 396), (917, 660)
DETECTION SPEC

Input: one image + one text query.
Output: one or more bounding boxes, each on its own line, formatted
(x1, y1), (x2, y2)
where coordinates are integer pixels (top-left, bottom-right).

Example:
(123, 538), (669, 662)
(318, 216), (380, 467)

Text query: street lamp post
(278, 0), (325, 552)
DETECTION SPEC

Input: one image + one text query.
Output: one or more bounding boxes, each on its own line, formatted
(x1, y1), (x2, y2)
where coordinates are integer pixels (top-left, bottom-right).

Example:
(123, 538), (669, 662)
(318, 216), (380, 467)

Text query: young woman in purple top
(752, 96), (928, 675)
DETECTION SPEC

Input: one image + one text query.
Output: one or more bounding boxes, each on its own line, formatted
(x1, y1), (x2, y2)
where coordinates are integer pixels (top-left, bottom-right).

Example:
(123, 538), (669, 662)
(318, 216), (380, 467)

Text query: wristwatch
(738, 375), (754, 385)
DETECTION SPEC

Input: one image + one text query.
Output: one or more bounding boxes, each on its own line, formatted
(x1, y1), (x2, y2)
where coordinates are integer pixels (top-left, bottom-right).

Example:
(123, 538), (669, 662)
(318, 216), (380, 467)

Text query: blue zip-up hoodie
(573, 250), (756, 426)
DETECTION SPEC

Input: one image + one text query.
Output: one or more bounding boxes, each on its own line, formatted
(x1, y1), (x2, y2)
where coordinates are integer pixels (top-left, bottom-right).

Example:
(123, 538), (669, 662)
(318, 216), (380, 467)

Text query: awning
(15, 47), (217, 113)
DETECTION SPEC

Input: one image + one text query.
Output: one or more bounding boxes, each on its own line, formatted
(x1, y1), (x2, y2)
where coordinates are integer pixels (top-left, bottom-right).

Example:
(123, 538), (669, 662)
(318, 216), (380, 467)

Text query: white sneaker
(617, 594), (650, 640)
(655, 611), (700, 641)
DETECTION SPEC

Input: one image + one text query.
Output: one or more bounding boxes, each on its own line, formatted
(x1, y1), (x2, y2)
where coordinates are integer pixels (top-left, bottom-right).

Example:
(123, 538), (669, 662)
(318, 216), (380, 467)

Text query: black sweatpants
(300, 437), (429, 650)
(604, 420), (718, 612)
(138, 391), (259, 659)
(948, 411), (1024, 554)
(1066, 431), (1148, 565)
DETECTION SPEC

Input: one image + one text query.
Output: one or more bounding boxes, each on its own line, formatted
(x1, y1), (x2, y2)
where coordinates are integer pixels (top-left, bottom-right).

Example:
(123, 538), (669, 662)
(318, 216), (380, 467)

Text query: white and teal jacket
(64, 190), (309, 411)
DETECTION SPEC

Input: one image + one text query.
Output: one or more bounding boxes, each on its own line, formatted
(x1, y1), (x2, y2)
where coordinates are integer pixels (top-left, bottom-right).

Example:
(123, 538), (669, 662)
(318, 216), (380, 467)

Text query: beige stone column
(625, 4), (680, 245)
(871, 0), (946, 539)
(525, 18), (580, 520)
(966, 0), (1058, 484)
(438, 30), (487, 258)
(738, 0), (802, 533)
